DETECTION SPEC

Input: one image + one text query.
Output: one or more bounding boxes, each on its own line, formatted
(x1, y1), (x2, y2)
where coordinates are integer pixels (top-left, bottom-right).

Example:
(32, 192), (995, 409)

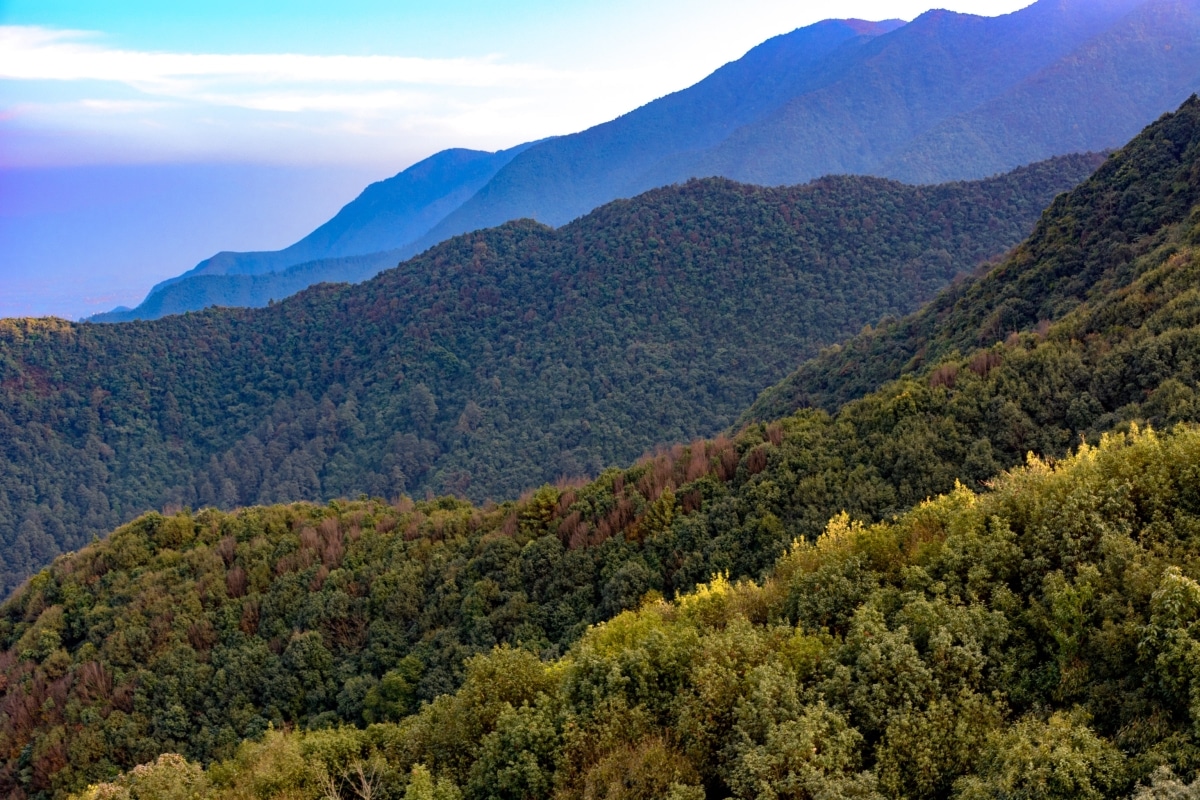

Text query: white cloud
(0, 25), (658, 166)
(0, 26), (637, 113)
(0, 26), (553, 87)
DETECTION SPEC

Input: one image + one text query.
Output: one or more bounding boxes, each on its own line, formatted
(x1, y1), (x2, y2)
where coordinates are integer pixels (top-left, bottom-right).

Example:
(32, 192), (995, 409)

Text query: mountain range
(90, 145), (534, 322)
(8, 4), (1200, 796)
(6, 94), (1200, 800)
(0, 154), (1099, 596)
(96, 0), (1200, 322)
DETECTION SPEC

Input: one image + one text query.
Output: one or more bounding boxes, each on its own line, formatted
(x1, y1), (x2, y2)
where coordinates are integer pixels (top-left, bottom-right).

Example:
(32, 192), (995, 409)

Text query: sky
(0, 0), (1035, 319)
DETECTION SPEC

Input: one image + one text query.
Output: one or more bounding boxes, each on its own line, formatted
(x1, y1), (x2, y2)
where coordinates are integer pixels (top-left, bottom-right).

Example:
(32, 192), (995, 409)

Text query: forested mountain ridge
(4, 98), (1200, 800)
(94, 16), (903, 322)
(49, 427), (1200, 800)
(0, 155), (1097, 597)
(92, 144), (535, 323)
(747, 95), (1200, 423)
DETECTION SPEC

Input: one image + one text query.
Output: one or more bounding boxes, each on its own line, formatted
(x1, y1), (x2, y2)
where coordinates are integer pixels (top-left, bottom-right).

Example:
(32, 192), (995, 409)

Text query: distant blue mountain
(690, 0), (1200, 186)
(421, 0), (1177, 243)
(90, 251), (405, 322)
(94, 143), (534, 322)
(99, 0), (1200, 322)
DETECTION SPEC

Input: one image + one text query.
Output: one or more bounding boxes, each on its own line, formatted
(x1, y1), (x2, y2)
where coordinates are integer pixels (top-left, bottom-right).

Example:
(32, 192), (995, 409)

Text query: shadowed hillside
(747, 96), (1200, 422)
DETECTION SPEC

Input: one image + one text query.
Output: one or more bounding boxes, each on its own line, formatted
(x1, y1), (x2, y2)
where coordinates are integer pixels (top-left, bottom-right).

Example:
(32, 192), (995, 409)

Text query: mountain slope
(91, 250), (404, 322)
(881, 0), (1200, 182)
(38, 427), (1200, 800)
(690, 0), (1147, 186)
(93, 18), (899, 323)
(418, 0), (1195, 247)
(747, 95), (1200, 422)
(95, 144), (532, 322)
(0, 156), (1098, 595)
(98, 0), (1200, 322)
(6, 99), (1200, 797)
(413, 18), (903, 242)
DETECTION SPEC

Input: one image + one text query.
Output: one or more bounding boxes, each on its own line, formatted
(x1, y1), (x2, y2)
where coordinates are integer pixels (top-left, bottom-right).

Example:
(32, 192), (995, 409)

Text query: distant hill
(413, 18), (906, 243)
(91, 250), (404, 322)
(417, 0), (1197, 242)
(0, 154), (1099, 595)
(878, 0), (1200, 182)
(100, 0), (1200, 322)
(93, 144), (534, 323)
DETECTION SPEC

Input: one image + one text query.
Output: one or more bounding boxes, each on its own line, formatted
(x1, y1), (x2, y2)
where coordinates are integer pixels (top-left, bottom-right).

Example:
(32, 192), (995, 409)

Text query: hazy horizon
(1, 0), (1036, 320)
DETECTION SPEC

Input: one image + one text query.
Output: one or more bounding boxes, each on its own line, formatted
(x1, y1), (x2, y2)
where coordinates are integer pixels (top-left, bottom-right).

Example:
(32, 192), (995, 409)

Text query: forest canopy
(3, 100), (1200, 792)
(52, 426), (1200, 800)
(6, 84), (1200, 800)
(0, 154), (1100, 596)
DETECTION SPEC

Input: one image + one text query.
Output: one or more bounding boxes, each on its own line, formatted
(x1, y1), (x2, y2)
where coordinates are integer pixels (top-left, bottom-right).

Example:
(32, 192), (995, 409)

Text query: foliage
(748, 95), (1200, 421)
(9, 98), (1200, 796)
(69, 754), (209, 800)
(0, 155), (1098, 595)
(10, 64), (1200, 800)
(60, 426), (1200, 800)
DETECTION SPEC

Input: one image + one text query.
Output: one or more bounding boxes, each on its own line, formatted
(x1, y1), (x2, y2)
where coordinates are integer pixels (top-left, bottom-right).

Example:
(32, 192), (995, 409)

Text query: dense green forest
(1, 99), (1200, 798)
(0, 155), (1099, 596)
(61, 426), (1200, 800)
(746, 96), (1200, 421)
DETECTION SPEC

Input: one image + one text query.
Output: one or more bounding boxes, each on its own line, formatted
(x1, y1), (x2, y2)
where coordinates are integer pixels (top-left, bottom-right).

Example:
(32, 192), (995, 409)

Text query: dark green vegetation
(0, 155), (1099, 596)
(4, 97), (1200, 799)
(94, 145), (534, 323)
(422, 0), (1199, 244)
(746, 92), (1200, 421)
(60, 428), (1200, 800)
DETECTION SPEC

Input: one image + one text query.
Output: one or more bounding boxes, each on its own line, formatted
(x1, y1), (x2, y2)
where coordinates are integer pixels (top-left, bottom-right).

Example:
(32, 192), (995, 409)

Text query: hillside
(94, 144), (533, 323)
(50, 427), (1200, 800)
(0, 156), (1096, 596)
(747, 95), (1200, 422)
(880, 0), (1200, 182)
(90, 251), (404, 323)
(414, 18), (905, 240)
(3, 97), (1200, 800)
(95, 16), (899, 322)
(694, 0), (1200, 187)
(419, 0), (1198, 245)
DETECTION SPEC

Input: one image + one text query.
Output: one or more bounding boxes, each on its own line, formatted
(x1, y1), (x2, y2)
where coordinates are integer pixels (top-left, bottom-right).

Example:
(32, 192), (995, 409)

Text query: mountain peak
(99, 0), (1200, 322)
(840, 18), (907, 35)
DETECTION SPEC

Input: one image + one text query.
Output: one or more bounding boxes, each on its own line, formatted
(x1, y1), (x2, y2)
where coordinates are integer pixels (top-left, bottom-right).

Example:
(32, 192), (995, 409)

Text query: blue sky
(0, 0), (1035, 320)
(0, 0), (1035, 168)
